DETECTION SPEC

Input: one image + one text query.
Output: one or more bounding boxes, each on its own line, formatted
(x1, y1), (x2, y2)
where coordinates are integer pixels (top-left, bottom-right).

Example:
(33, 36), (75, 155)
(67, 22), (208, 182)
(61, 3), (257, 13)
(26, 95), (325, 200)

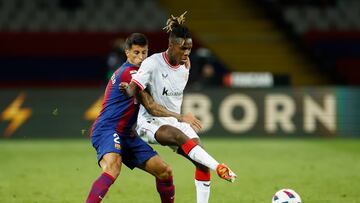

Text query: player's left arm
(119, 81), (201, 131)
(120, 81), (138, 97)
(136, 89), (202, 132)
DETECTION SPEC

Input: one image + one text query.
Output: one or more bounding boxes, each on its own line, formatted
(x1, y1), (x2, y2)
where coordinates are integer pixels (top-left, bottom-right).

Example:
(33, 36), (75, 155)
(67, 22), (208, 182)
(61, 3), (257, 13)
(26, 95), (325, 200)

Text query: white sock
(188, 146), (219, 171)
(195, 180), (210, 203)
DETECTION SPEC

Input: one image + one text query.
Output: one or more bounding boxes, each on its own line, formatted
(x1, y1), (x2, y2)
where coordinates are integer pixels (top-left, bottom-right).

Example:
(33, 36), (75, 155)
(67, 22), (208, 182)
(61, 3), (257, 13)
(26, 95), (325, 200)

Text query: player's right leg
(139, 154), (173, 180)
(121, 136), (175, 203)
(86, 153), (122, 203)
(86, 131), (123, 203)
(139, 155), (175, 203)
(177, 147), (211, 203)
(99, 153), (122, 179)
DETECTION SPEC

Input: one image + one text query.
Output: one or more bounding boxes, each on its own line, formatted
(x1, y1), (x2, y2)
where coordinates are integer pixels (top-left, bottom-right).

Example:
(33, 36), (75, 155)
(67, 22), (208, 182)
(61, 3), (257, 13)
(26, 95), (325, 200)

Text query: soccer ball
(272, 188), (301, 203)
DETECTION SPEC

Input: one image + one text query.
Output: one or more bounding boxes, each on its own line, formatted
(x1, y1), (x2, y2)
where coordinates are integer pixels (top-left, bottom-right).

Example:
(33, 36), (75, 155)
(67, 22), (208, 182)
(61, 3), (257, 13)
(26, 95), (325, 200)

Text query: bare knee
(101, 154), (122, 179)
(157, 165), (173, 180)
(104, 161), (121, 178)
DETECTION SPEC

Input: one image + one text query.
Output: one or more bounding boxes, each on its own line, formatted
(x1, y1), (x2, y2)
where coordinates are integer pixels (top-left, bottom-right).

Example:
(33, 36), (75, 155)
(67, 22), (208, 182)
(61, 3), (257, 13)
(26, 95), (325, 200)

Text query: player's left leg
(173, 123), (237, 183)
(156, 124), (237, 182)
(138, 118), (237, 181)
(155, 125), (219, 171)
(156, 126), (236, 203)
(136, 119), (221, 173)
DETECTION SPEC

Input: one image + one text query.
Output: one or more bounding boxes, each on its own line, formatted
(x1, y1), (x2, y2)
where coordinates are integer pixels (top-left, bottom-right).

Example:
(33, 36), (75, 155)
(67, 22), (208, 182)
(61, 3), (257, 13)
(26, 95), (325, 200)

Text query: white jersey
(132, 51), (189, 122)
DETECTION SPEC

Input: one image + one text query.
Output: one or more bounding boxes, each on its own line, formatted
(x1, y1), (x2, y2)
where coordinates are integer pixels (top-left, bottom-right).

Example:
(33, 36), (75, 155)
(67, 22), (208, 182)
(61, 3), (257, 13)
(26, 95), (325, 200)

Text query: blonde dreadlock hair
(163, 11), (192, 44)
(163, 11), (187, 33)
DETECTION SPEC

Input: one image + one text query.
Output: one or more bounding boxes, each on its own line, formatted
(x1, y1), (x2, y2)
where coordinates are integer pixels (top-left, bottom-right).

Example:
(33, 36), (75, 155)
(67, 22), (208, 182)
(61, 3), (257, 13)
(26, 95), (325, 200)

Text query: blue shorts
(91, 130), (157, 169)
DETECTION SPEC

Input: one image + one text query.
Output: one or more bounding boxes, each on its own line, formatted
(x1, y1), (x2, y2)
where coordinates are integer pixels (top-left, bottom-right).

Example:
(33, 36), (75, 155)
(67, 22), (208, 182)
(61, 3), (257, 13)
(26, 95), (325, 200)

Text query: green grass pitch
(1, 138), (360, 202)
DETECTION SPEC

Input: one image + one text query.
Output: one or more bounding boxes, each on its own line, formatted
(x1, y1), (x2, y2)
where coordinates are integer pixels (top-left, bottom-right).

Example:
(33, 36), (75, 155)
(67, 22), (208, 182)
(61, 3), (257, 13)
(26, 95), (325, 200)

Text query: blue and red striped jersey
(91, 61), (139, 136)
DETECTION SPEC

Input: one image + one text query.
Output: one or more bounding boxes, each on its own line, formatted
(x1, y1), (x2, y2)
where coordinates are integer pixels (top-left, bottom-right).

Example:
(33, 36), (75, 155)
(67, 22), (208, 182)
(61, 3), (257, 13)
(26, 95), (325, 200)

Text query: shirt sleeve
(119, 67), (132, 83)
(131, 58), (153, 91)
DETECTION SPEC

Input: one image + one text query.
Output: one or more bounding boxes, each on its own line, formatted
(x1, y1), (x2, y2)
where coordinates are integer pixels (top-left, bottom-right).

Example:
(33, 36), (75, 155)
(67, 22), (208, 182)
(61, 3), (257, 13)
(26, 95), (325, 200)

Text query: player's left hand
(181, 112), (202, 132)
(119, 82), (129, 94)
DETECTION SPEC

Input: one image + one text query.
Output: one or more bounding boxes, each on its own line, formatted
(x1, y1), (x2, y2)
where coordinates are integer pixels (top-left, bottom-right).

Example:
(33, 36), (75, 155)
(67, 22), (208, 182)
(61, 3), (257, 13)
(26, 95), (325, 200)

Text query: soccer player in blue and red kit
(86, 33), (200, 203)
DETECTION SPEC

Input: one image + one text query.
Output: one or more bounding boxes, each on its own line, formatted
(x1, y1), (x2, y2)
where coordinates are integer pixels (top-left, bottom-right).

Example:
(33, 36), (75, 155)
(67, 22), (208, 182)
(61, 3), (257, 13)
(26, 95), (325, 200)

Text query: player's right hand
(181, 112), (202, 133)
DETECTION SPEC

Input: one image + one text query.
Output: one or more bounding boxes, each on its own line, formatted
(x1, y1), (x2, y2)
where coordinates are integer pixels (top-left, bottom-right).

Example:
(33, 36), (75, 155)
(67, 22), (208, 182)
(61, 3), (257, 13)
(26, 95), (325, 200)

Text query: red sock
(181, 139), (197, 155)
(156, 177), (175, 203)
(86, 172), (115, 203)
(195, 168), (211, 181)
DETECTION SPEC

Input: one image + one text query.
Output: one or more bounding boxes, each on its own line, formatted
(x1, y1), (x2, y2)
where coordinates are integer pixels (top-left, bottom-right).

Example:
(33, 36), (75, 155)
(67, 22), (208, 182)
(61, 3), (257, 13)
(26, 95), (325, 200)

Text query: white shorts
(136, 117), (199, 145)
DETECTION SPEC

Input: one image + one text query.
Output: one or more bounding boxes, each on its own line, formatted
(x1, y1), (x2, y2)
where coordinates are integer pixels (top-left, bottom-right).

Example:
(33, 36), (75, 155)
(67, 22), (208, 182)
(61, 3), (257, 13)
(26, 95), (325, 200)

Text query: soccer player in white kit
(121, 12), (237, 203)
